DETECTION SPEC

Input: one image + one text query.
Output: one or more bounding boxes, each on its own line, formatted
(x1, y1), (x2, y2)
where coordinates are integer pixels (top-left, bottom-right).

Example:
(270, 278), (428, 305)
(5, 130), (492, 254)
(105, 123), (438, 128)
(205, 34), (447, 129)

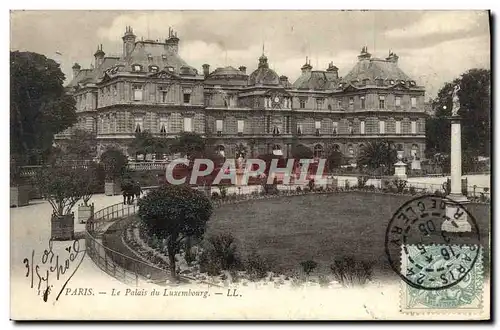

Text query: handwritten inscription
(22, 239), (86, 303)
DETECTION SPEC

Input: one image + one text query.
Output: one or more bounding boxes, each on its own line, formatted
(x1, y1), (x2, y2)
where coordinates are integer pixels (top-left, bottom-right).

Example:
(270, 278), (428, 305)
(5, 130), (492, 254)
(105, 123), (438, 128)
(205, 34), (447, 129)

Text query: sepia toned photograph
(9, 10), (491, 320)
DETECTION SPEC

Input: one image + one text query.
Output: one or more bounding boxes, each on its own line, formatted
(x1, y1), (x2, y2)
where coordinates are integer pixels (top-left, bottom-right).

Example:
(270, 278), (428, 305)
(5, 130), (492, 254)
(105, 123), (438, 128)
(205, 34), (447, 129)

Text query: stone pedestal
(394, 151), (407, 180)
(10, 185), (30, 207)
(442, 117), (471, 232)
(442, 194), (472, 232)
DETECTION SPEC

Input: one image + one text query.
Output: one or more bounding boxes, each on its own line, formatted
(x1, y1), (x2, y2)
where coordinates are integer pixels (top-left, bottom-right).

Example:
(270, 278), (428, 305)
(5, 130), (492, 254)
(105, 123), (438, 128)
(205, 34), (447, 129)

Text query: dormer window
(400, 80), (405, 85)
(161, 54), (167, 60)
(132, 64), (142, 72)
(339, 83), (343, 88)
(410, 81), (416, 86)
(389, 80), (395, 85)
(167, 66), (175, 72)
(147, 54), (153, 60)
(149, 65), (159, 73)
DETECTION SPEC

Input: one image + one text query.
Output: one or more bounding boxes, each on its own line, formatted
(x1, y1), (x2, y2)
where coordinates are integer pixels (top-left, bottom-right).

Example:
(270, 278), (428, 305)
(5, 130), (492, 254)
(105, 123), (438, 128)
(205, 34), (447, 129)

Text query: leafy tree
(64, 129), (97, 160)
(34, 165), (88, 216)
(427, 68), (491, 157)
(10, 51), (77, 165)
(128, 131), (169, 160)
(100, 147), (128, 181)
(137, 185), (213, 279)
(325, 145), (344, 170)
(291, 144), (313, 160)
(357, 141), (397, 175)
(170, 132), (205, 159)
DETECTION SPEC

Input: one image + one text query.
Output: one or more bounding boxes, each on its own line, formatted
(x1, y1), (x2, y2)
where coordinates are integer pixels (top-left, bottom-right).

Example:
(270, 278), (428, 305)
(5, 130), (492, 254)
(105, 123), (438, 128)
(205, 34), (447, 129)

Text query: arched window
(272, 125), (281, 136)
(358, 144), (365, 155)
(313, 144), (323, 158)
(348, 144), (354, 157)
(132, 64), (142, 72)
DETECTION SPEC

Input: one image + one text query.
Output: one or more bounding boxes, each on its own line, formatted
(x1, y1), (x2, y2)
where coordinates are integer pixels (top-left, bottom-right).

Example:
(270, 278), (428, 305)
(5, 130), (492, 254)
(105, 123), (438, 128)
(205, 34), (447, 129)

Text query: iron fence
(85, 202), (171, 286)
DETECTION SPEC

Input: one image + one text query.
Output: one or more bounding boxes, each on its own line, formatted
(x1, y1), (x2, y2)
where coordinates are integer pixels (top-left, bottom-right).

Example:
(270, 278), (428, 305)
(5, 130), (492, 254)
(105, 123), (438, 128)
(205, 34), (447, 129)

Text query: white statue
(451, 85), (461, 116)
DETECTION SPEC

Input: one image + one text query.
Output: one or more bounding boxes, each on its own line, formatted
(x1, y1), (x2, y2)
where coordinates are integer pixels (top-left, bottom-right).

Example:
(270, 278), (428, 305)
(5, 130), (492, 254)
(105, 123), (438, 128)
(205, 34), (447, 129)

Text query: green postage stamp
(400, 244), (484, 314)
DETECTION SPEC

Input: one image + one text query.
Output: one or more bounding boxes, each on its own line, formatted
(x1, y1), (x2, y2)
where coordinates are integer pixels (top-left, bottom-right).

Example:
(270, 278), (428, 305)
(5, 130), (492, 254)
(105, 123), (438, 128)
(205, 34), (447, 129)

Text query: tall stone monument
(442, 85), (471, 232)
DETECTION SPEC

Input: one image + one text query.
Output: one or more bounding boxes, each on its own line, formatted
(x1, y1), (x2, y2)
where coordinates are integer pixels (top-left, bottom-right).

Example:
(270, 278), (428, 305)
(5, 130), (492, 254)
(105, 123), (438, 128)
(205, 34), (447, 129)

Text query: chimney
(301, 57), (313, 73)
(202, 64), (210, 78)
(165, 27), (180, 54)
(326, 61), (339, 79)
(239, 66), (247, 74)
(122, 26), (136, 58)
(72, 63), (81, 79)
(357, 46), (372, 61)
(93, 44), (105, 68)
(386, 50), (399, 64)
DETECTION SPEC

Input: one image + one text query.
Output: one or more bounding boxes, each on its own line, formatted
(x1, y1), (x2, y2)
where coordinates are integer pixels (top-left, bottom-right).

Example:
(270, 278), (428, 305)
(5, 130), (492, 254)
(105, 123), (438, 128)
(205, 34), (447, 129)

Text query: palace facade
(62, 27), (427, 162)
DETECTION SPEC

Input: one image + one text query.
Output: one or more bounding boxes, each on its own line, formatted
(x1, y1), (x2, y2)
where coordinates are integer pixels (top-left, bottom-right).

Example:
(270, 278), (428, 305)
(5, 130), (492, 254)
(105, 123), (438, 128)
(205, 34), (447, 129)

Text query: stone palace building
(62, 27), (427, 162)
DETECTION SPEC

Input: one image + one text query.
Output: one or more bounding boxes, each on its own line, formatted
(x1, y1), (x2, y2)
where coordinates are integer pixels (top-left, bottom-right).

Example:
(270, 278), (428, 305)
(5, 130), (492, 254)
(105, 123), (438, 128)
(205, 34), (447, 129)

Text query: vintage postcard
(10, 10), (491, 320)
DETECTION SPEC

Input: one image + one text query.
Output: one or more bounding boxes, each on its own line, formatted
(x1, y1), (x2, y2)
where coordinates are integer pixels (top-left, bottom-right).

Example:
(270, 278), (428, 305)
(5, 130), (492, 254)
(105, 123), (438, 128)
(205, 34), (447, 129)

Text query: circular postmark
(385, 194), (481, 291)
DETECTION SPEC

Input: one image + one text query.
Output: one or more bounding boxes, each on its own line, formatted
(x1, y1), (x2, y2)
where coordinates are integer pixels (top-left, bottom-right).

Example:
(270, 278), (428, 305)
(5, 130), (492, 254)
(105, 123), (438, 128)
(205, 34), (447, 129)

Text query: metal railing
(85, 202), (171, 286)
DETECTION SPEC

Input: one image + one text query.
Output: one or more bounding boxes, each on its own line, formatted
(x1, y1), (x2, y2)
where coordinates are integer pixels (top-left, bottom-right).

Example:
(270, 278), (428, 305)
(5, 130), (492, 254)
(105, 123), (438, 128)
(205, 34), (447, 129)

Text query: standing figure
(451, 85), (461, 116)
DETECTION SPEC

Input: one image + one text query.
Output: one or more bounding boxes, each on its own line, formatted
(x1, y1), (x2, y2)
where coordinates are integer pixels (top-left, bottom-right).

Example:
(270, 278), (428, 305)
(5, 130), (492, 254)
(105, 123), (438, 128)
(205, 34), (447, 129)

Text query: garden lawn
(207, 192), (490, 281)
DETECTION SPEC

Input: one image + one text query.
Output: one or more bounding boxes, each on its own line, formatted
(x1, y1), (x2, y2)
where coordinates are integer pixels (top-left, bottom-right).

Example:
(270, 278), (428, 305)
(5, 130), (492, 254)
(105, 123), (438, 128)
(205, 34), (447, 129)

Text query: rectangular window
(183, 93), (191, 104)
(299, 99), (306, 109)
(332, 122), (338, 135)
(360, 96), (366, 109)
(411, 121), (417, 134)
(285, 116), (291, 134)
(315, 121), (321, 129)
(216, 119), (223, 132)
(349, 97), (354, 110)
(338, 99), (342, 110)
(297, 123), (303, 135)
(395, 96), (401, 107)
(396, 121), (401, 134)
(184, 117), (192, 132)
(379, 95), (385, 109)
(134, 117), (143, 133)
(266, 115), (271, 133)
(411, 97), (417, 108)
(237, 120), (244, 134)
(316, 98), (324, 110)
(360, 121), (365, 134)
(162, 91), (168, 103)
(133, 85), (143, 101)
(159, 117), (168, 134)
(379, 120), (385, 134)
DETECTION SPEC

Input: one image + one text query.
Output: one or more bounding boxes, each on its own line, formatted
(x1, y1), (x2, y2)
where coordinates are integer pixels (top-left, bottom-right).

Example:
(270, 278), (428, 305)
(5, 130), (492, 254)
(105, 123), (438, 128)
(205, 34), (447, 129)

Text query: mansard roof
(342, 57), (411, 84)
(292, 70), (339, 90)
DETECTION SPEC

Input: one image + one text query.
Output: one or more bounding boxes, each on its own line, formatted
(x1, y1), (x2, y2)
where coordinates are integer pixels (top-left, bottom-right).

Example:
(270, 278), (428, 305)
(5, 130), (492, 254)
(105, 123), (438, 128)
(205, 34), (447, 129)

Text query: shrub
(218, 185), (228, 199)
(344, 180), (350, 190)
(403, 188), (409, 195)
(442, 178), (451, 195)
(316, 186), (324, 192)
(296, 186), (302, 193)
(392, 179), (407, 193)
(245, 250), (270, 280)
(203, 233), (242, 271)
(357, 176), (369, 189)
(199, 249), (221, 276)
(300, 260), (318, 275)
(368, 184), (376, 191)
(308, 179), (315, 191)
(137, 184), (212, 279)
(211, 191), (220, 200)
(409, 186), (417, 195)
(330, 256), (374, 287)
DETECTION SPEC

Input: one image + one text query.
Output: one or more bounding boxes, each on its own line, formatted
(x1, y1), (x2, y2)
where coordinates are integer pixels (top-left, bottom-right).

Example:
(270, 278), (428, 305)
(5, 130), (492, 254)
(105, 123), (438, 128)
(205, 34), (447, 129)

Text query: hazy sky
(10, 10), (490, 98)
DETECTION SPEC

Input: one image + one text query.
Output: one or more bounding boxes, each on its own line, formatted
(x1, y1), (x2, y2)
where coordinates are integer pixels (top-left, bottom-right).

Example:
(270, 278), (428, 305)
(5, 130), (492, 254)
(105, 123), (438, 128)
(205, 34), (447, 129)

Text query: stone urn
(393, 151), (407, 180)
(51, 212), (75, 241)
